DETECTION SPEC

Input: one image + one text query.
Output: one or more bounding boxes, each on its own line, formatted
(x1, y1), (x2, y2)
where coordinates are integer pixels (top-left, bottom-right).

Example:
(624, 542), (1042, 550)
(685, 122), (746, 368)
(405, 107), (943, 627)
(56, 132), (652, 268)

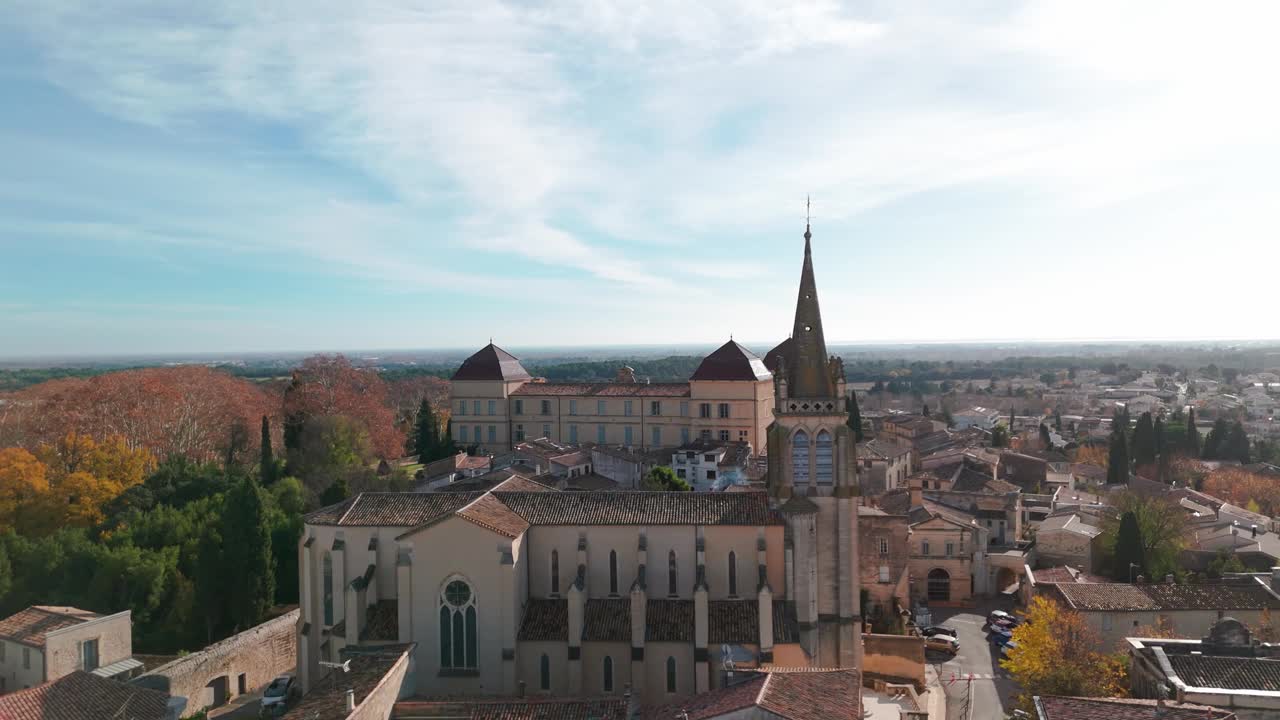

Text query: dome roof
(691, 340), (771, 382)
(452, 343), (532, 382)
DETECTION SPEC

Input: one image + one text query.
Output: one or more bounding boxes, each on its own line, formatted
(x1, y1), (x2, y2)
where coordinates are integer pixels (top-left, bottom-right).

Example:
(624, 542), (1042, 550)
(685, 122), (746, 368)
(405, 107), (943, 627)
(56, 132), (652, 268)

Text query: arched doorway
(995, 566), (1019, 594)
(927, 569), (951, 602)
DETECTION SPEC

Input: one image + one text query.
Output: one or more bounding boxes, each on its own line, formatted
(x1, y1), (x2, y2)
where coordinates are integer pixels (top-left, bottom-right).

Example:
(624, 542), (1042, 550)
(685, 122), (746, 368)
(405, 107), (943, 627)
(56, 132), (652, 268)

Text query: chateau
(295, 221), (863, 704)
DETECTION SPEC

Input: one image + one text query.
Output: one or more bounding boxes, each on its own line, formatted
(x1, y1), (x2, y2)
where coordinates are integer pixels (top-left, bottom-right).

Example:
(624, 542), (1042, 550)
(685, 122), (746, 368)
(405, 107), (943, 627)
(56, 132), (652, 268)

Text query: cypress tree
(1107, 427), (1131, 485)
(922, 404), (930, 417)
(1131, 412), (1157, 467)
(414, 399), (440, 461)
(221, 476), (275, 631)
(1039, 423), (1053, 449)
(321, 475), (350, 507)
(1113, 511), (1147, 582)
(1223, 422), (1252, 463)
(259, 415), (275, 485)
(1184, 408), (1201, 457)
(1202, 419), (1230, 460)
(442, 418), (458, 456)
(847, 393), (865, 442)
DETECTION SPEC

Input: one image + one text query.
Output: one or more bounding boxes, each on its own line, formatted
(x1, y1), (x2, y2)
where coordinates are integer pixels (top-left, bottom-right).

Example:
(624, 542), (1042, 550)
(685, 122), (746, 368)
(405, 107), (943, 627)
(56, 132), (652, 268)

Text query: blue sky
(2, 1), (1277, 357)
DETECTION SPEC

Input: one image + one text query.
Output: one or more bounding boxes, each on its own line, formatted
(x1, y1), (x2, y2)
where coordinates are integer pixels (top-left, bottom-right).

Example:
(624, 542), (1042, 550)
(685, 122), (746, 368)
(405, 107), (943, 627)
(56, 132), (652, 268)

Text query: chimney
(1165, 574), (1174, 584)
(910, 477), (923, 509)
(518, 680), (526, 697)
(1252, 524), (1259, 538)
(1271, 567), (1280, 594)
(345, 688), (355, 713)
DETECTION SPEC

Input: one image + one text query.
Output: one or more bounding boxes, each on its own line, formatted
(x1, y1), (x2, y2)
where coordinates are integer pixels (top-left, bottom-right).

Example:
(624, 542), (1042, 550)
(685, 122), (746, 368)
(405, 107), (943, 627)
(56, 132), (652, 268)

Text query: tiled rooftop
(452, 343), (532, 382)
(285, 646), (412, 720)
(645, 599), (694, 642)
(455, 492), (531, 538)
(1034, 696), (1235, 719)
(1056, 580), (1280, 612)
(0, 606), (100, 648)
(518, 599), (568, 642)
(396, 697), (629, 719)
(1167, 653), (1280, 691)
(0, 671), (169, 720)
(1052, 583), (1161, 611)
(510, 382), (691, 397)
(493, 491), (783, 527)
(307, 492), (479, 527)
(584, 599), (631, 642)
(689, 340), (772, 382)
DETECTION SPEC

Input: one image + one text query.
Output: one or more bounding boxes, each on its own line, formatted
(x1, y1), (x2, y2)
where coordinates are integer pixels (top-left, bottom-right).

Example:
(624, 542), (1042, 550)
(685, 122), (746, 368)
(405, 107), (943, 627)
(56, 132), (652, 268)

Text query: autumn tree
(1002, 596), (1129, 714)
(0, 448), (48, 531)
(293, 415), (374, 499)
(282, 355), (404, 460)
(1100, 491), (1188, 581)
(1074, 444), (1109, 470)
(1203, 468), (1280, 517)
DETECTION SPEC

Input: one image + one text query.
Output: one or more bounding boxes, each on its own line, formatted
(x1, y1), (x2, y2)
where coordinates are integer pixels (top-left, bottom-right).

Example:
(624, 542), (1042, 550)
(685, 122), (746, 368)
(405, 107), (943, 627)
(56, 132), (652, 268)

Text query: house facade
(0, 606), (133, 693)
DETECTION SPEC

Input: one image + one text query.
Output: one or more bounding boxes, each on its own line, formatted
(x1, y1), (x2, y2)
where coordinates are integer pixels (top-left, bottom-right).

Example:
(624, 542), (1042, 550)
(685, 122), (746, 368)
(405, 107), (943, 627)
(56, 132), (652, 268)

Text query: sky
(1, 1), (1278, 358)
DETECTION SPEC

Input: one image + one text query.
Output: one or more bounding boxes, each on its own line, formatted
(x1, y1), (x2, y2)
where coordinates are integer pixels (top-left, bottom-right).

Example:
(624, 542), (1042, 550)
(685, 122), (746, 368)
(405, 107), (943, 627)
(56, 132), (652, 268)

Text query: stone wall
(861, 633), (924, 689)
(350, 649), (410, 720)
(135, 609), (298, 714)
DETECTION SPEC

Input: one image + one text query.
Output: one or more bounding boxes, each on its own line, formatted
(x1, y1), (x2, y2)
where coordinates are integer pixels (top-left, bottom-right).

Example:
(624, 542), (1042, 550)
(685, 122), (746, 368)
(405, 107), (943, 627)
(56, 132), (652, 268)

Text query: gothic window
(728, 551), (738, 596)
(792, 430), (810, 488)
(322, 552), (333, 626)
(551, 550), (560, 595)
(666, 656), (677, 693)
(668, 550), (678, 596)
(609, 550), (619, 595)
(439, 577), (477, 669)
(603, 656), (614, 692)
(815, 430), (833, 485)
(540, 654), (551, 690)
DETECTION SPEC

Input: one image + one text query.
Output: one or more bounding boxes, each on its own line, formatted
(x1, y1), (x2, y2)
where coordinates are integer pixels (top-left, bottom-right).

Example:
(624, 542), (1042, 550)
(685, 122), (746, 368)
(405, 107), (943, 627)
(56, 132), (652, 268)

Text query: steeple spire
(788, 206), (834, 398)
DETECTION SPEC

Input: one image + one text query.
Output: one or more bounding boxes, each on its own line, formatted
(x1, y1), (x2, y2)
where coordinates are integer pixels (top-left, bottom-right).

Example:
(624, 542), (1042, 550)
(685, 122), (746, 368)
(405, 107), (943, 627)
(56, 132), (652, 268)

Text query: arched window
(603, 656), (614, 692)
(666, 656), (677, 693)
(927, 569), (951, 602)
(551, 550), (560, 595)
(792, 430), (810, 488)
(539, 654), (550, 691)
(728, 551), (738, 597)
(668, 550), (678, 596)
(815, 430), (833, 485)
(322, 552), (334, 626)
(439, 578), (477, 669)
(609, 550), (619, 595)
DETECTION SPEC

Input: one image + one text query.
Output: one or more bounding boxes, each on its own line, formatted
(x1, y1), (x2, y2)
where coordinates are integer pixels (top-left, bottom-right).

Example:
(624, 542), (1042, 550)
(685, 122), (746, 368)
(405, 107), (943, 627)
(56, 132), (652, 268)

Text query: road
(924, 602), (1020, 720)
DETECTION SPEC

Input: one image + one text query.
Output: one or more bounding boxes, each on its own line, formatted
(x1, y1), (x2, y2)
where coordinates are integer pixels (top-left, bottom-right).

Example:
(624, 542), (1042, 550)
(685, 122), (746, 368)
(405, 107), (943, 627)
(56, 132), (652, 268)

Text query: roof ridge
(755, 670), (772, 707)
(335, 494), (361, 526)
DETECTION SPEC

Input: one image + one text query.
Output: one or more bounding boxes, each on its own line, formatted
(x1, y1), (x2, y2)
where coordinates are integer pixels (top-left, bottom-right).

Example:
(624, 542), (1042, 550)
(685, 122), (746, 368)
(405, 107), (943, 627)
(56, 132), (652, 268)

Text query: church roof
(690, 340), (772, 382)
(452, 343), (532, 382)
(764, 336), (793, 375)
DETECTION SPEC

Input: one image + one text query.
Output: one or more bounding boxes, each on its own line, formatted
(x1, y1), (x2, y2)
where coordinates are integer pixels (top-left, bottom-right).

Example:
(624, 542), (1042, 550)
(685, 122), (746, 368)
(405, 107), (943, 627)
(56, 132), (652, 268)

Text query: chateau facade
(296, 222), (862, 703)
(449, 341), (774, 455)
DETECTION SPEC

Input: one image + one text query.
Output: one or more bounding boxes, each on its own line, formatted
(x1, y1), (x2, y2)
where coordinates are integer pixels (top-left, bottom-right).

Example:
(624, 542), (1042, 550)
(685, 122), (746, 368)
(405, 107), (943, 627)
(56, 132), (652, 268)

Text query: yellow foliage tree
(27, 433), (156, 532)
(0, 447), (50, 531)
(1001, 596), (1130, 714)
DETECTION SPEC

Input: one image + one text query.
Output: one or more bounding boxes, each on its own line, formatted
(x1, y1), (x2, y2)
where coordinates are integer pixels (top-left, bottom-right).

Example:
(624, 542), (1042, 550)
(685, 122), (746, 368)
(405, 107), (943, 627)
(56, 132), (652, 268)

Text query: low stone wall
(134, 609), (299, 714)
(350, 650), (411, 720)
(862, 633), (925, 689)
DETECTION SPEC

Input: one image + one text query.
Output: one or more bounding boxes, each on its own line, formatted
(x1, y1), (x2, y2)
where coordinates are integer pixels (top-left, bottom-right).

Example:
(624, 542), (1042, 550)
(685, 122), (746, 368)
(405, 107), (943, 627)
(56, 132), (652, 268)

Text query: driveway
(924, 601), (1020, 720)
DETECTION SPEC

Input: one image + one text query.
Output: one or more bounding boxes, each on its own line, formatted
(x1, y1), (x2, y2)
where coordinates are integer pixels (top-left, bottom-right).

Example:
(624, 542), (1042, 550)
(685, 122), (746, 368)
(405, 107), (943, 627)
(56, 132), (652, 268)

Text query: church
(295, 221), (863, 704)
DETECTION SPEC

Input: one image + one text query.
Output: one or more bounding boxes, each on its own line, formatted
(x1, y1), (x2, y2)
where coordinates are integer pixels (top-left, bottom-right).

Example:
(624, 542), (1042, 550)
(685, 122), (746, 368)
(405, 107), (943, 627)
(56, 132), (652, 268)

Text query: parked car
(999, 640), (1018, 659)
(261, 675), (295, 711)
(988, 627), (1013, 646)
(921, 625), (958, 638)
(925, 635), (960, 654)
(987, 610), (1013, 627)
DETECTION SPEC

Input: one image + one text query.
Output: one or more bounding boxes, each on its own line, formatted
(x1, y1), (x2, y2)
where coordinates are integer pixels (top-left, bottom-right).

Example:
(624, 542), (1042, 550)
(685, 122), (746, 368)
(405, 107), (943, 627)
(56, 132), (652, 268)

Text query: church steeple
(787, 212), (835, 398)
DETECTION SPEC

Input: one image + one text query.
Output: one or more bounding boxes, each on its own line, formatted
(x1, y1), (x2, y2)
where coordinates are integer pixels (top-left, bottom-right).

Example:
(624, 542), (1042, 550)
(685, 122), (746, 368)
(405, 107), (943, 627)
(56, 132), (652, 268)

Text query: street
(924, 602), (1020, 720)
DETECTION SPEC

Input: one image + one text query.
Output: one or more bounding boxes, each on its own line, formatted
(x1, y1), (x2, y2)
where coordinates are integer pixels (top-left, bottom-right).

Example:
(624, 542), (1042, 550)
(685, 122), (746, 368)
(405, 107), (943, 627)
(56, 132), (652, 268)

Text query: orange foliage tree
(283, 355), (403, 459)
(1002, 596), (1129, 714)
(1203, 468), (1280, 517)
(5, 367), (276, 462)
(0, 448), (49, 531)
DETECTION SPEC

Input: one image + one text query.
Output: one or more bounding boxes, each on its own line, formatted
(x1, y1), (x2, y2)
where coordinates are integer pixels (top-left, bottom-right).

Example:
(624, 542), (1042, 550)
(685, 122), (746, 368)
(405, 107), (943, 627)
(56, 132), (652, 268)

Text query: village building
(0, 606), (136, 692)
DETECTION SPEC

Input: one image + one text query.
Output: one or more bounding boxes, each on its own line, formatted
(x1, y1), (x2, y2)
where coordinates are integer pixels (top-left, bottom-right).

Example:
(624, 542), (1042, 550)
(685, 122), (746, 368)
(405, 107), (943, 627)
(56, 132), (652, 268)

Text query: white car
(261, 675), (295, 711)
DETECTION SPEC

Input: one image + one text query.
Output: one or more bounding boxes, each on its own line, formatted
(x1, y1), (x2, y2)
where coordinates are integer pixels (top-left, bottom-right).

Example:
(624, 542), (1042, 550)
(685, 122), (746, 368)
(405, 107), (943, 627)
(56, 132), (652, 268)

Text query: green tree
(642, 466), (690, 491)
(1207, 549), (1247, 578)
(321, 476), (350, 506)
(1039, 423), (1052, 449)
(441, 418), (459, 456)
(1130, 412), (1157, 467)
(1222, 422), (1251, 463)
(1202, 418), (1230, 460)
(259, 415), (276, 485)
(846, 393), (865, 442)
(0, 542), (11, 601)
(1113, 511), (1146, 581)
(1101, 491), (1188, 581)
(922, 404), (930, 417)
(1184, 408), (1201, 457)
(414, 399), (442, 461)
(220, 477), (275, 631)
(1107, 426), (1130, 485)
(991, 423), (1010, 448)
(194, 525), (226, 642)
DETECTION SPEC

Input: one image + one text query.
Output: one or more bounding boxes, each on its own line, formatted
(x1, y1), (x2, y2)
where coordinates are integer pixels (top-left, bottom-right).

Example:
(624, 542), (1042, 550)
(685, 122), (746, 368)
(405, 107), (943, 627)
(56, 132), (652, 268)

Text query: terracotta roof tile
(510, 383), (691, 397)
(490, 475), (558, 493)
(645, 599), (694, 642)
(456, 493), (531, 538)
(757, 669), (861, 720)
(0, 606), (99, 648)
(709, 600), (759, 644)
(306, 492), (479, 526)
(0, 671), (169, 720)
(361, 599), (398, 642)
(1167, 654), (1280, 691)
(1053, 584), (1161, 611)
(583, 599), (630, 642)
(396, 698), (628, 719)
(517, 599), (568, 642)
(452, 344), (532, 382)
(773, 601), (801, 644)
(285, 646), (412, 720)
(493, 491), (783, 526)
(1034, 696), (1235, 719)
(1141, 582), (1280, 611)
(642, 674), (765, 720)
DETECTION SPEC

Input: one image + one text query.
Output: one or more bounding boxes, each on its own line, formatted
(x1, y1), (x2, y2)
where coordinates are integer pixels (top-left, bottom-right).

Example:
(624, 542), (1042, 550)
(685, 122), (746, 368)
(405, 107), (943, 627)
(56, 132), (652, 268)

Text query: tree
(1222, 422), (1251, 464)
(1113, 512), (1147, 581)
(414, 399), (445, 461)
(0, 542), (11, 601)
(1054, 412), (1062, 431)
(0, 448), (48, 531)
(1130, 412), (1157, 468)
(846, 393), (865, 442)
(1101, 491), (1188, 581)
(1039, 424), (1052, 449)
(1074, 444), (1109, 470)
(1207, 549), (1247, 578)
(293, 415), (374, 498)
(991, 423), (1009, 448)
(921, 404), (930, 417)
(220, 476), (275, 631)
(1002, 596), (1129, 715)
(282, 355), (404, 460)
(1107, 426), (1130, 485)
(1184, 408), (1201, 457)
(642, 466), (690, 492)
(259, 416), (277, 485)
(321, 476), (351, 506)
(1202, 419), (1230, 460)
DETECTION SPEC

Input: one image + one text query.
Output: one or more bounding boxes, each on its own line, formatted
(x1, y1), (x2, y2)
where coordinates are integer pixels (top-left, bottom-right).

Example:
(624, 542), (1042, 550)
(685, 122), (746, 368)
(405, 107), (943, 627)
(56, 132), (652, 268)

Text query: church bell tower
(765, 213), (862, 669)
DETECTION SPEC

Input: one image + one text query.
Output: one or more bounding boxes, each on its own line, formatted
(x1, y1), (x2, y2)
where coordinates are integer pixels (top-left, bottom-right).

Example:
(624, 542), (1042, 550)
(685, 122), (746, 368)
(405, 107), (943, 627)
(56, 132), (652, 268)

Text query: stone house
(858, 506), (911, 631)
(0, 606), (134, 692)
(1036, 511), (1104, 572)
(855, 439), (912, 495)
